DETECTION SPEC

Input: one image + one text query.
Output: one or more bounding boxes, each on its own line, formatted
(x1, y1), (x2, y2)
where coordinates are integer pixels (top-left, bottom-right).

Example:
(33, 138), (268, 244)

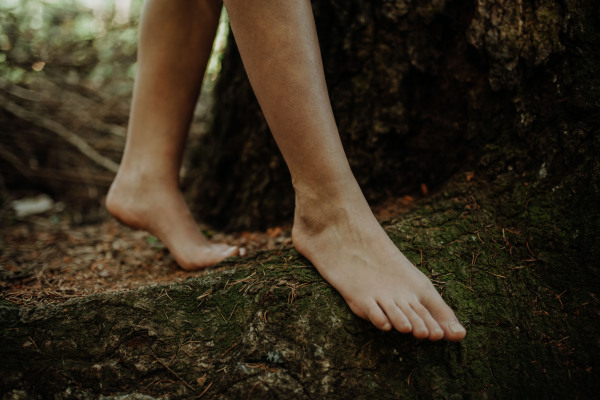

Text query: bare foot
(292, 179), (466, 341)
(106, 173), (238, 270)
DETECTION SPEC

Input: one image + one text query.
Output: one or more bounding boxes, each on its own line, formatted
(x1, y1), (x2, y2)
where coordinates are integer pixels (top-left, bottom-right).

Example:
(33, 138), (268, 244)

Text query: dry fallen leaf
(267, 226), (283, 237)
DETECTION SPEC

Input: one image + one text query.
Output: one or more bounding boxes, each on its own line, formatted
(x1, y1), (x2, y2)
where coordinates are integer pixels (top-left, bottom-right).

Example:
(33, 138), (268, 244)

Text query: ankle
(293, 176), (373, 238)
(293, 173), (364, 205)
(116, 160), (180, 186)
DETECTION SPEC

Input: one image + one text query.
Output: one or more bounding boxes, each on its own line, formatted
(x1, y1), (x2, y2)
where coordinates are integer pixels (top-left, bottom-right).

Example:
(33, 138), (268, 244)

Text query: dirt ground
(0, 193), (416, 306)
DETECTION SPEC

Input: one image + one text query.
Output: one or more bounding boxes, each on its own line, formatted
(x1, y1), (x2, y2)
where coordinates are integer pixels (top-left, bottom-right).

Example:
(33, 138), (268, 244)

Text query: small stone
(539, 162), (548, 179)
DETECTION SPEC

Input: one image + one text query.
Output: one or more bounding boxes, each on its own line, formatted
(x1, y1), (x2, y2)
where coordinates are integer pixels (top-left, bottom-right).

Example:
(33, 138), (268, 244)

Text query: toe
(422, 292), (467, 341)
(379, 300), (412, 333)
(222, 245), (239, 258)
(443, 319), (467, 341)
(411, 302), (444, 341)
(209, 244), (239, 262)
(365, 300), (392, 331)
(397, 301), (429, 339)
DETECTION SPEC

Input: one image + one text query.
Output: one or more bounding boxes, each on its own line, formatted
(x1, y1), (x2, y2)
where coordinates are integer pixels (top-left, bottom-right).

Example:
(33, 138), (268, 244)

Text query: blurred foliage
(0, 0), (144, 97)
(0, 0), (229, 210)
(0, 0), (229, 105)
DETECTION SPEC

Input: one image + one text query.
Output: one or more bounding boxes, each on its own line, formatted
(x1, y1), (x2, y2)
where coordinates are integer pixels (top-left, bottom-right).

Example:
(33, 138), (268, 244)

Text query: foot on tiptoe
(106, 174), (238, 270)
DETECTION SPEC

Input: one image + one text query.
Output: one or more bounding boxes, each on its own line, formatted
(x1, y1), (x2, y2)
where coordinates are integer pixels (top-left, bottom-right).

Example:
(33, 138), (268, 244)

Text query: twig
(157, 288), (173, 301)
(153, 379), (176, 386)
(557, 336), (569, 343)
(196, 382), (213, 398)
(229, 272), (257, 290)
(168, 345), (184, 367)
(221, 342), (238, 357)
(407, 368), (417, 386)
(149, 349), (195, 391)
(196, 289), (213, 307)
(216, 306), (228, 322)
(489, 366), (499, 386)
(143, 377), (159, 389)
(360, 339), (374, 354)
(228, 301), (240, 321)
(247, 382), (260, 400)
(556, 289), (567, 310)
(28, 336), (39, 350)
(457, 281), (475, 292)
(471, 252), (480, 266)
(477, 232), (485, 244)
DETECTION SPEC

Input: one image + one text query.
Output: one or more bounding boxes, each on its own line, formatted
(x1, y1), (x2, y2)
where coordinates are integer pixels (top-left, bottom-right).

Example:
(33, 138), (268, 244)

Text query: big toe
(178, 244), (239, 271)
(443, 319), (466, 341)
(421, 289), (466, 341)
(207, 244), (239, 265)
(216, 244), (239, 258)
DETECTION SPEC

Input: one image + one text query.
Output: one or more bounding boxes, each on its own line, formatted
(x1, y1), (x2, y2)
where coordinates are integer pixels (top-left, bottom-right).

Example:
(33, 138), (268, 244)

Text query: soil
(0, 193), (416, 307)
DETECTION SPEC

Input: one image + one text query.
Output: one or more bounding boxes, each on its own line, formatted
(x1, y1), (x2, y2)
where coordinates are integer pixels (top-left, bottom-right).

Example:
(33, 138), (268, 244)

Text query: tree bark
(1, 162), (598, 398)
(187, 0), (599, 231)
(2, 0), (598, 398)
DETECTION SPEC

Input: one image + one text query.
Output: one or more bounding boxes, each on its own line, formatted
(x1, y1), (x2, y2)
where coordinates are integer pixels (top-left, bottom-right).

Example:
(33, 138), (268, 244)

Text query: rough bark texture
(2, 0), (599, 398)
(188, 0), (598, 231)
(1, 161), (599, 398)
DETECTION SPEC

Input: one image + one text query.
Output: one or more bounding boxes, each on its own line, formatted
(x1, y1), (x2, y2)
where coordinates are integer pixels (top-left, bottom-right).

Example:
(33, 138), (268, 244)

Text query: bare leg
(224, 0), (466, 341)
(106, 0), (237, 270)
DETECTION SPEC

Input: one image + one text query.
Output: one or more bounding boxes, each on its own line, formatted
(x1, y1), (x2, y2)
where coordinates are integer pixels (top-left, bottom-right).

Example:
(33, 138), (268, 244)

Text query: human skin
(107, 0), (238, 268)
(107, 0), (467, 341)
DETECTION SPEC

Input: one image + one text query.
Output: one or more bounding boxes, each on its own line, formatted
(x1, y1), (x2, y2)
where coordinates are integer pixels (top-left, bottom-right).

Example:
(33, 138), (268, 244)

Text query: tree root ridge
(2, 161), (599, 398)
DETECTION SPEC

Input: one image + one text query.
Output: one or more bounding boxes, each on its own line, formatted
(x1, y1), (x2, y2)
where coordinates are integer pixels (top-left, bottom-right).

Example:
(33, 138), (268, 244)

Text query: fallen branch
(0, 78), (127, 138)
(0, 94), (119, 173)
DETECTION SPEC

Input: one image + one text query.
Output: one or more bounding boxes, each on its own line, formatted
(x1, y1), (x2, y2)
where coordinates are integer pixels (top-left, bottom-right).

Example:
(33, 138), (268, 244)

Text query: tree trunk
(187, 0), (598, 231)
(2, 0), (598, 398)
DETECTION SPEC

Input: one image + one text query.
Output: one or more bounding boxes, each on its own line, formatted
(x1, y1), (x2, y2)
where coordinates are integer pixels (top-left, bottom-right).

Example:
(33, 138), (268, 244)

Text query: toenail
(449, 320), (465, 334)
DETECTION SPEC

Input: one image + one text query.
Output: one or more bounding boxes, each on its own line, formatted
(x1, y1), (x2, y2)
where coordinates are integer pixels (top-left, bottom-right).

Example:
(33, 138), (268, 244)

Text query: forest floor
(0, 193), (417, 307)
